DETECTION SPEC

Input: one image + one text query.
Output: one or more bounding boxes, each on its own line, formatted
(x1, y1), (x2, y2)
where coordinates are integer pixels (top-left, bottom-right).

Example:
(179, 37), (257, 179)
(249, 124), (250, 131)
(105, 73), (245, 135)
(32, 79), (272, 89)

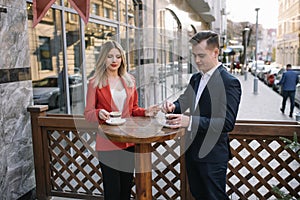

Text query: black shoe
(289, 113), (293, 118)
(280, 108), (284, 113)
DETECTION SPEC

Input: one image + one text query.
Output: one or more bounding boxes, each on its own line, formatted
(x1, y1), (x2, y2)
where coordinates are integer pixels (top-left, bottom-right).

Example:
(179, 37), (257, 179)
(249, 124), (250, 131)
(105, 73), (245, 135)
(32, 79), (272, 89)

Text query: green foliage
(279, 132), (300, 156)
(272, 132), (300, 200)
(272, 186), (299, 200)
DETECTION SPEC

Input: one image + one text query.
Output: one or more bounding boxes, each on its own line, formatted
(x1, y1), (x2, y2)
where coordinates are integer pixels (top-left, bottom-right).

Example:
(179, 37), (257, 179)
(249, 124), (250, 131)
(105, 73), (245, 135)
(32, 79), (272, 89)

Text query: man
(278, 64), (299, 117)
(162, 31), (241, 200)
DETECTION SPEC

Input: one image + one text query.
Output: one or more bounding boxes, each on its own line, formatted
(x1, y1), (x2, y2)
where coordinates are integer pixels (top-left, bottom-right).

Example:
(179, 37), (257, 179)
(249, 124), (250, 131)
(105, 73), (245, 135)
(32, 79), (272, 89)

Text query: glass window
(85, 22), (117, 80)
(128, 27), (137, 72)
(64, 12), (84, 114)
(118, 0), (135, 24)
(119, 0), (126, 23)
(27, 0), (138, 113)
(104, 7), (110, 18)
(92, 3), (100, 16)
(27, 3), (64, 112)
(39, 37), (53, 71)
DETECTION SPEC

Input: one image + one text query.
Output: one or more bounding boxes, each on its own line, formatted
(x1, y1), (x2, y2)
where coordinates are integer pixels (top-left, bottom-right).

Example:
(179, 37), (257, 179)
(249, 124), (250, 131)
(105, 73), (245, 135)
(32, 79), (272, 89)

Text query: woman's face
(106, 48), (122, 73)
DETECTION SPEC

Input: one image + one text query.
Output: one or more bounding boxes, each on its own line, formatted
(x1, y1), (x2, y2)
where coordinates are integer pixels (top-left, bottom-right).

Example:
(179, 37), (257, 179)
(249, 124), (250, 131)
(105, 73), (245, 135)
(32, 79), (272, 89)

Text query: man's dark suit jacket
(173, 65), (241, 162)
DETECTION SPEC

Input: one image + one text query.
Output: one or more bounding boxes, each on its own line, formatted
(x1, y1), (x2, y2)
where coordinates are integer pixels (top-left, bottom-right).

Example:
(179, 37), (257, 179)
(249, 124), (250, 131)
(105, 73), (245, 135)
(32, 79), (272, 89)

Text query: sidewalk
(235, 72), (299, 121)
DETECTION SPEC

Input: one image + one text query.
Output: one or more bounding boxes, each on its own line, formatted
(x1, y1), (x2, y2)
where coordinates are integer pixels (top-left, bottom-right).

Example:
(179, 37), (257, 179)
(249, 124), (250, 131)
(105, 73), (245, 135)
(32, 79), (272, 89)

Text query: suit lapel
(192, 73), (202, 112)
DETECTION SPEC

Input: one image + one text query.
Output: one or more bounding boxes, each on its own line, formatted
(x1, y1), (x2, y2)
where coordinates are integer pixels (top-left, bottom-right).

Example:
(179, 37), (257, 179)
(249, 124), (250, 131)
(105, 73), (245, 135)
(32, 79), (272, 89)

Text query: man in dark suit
(162, 31), (241, 200)
(278, 64), (299, 118)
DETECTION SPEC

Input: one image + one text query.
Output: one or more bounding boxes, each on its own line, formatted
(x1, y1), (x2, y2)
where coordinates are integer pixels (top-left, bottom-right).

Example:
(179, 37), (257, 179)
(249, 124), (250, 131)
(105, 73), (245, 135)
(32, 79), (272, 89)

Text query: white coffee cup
(109, 111), (122, 122)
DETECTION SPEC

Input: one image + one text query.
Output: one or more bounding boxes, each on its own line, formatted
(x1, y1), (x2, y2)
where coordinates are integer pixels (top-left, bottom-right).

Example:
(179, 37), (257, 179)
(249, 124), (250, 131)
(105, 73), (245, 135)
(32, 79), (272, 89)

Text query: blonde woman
(84, 40), (159, 200)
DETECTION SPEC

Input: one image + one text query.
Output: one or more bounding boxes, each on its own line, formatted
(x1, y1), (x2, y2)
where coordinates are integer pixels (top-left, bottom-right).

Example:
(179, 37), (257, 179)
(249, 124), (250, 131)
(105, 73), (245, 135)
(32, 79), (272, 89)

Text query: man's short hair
(286, 64), (292, 68)
(189, 30), (219, 50)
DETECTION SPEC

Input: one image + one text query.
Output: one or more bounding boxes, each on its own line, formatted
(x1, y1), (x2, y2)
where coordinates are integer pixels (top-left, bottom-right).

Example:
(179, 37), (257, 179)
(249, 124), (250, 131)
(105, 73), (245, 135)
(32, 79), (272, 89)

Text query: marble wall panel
(0, 1), (26, 12)
(0, 82), (34, 199)
(0, 2), (29, 69)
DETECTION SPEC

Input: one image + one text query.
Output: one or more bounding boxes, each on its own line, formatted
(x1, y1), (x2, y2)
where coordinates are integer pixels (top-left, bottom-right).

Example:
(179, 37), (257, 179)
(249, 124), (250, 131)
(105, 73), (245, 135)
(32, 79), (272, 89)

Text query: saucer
(105, 118), (126, 126)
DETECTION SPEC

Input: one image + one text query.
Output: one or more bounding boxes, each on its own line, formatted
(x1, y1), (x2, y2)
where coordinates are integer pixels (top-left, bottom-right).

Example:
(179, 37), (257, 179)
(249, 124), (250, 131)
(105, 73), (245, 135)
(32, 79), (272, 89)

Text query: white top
(111, 88), (126, 112)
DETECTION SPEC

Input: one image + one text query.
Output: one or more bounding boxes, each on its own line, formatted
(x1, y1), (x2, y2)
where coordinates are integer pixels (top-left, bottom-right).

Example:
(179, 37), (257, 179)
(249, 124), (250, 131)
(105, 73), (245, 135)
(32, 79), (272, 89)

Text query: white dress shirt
(188, 64), (221, 131)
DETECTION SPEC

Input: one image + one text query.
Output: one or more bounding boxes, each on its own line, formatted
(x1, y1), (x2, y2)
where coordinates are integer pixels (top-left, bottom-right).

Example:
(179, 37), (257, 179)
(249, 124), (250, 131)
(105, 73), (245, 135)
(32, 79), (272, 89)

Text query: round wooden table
(100, 116), (185, 200)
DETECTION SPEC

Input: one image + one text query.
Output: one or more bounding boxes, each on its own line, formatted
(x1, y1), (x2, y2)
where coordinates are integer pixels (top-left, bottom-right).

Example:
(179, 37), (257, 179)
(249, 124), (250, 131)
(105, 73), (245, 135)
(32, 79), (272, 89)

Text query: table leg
(135, 143), (152, 200)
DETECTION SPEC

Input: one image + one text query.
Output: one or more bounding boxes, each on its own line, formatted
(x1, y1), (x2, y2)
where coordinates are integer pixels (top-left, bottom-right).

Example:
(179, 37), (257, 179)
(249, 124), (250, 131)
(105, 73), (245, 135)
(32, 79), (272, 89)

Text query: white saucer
(105, 118), (126, 126)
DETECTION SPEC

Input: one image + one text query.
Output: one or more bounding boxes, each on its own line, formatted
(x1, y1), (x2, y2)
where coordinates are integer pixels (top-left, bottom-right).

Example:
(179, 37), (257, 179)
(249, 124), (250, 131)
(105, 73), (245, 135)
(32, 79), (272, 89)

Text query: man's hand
(165, 114), (190, 128)
(161, 101), (175, 113)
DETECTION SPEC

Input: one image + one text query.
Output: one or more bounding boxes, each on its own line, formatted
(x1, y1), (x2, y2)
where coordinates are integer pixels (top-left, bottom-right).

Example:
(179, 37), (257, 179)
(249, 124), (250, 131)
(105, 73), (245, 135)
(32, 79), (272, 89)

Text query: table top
(99, 116), (185, 143)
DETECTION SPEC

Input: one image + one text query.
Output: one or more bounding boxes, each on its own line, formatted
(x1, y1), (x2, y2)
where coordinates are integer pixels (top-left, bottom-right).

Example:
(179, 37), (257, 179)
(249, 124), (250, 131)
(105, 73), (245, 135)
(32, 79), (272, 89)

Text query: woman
(84, 40), (159, 200)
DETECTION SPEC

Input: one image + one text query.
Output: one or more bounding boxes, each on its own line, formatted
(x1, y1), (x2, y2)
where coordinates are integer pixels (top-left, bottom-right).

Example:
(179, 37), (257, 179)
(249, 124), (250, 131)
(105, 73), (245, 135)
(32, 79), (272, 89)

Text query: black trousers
(186, 159), (229, 200)
(98, 146), (135, 200)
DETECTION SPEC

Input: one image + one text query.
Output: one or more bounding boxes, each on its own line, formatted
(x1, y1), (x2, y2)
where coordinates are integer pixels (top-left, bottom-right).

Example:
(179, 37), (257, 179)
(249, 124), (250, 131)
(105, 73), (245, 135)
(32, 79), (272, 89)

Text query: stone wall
(0, 0), (35, 199)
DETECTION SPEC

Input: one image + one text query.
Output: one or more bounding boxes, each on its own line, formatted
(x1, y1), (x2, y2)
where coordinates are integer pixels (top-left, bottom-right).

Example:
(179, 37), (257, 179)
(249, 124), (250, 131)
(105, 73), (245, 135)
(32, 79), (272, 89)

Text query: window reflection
(27, 2), (85, 114)
(27, 4), (64, 112)
(89, 0), (117, 20)
(27, 0), (191, 114)
(85, 22), (117, 80)
(118, 0), (135, 25)
(64, 12), (84, 114)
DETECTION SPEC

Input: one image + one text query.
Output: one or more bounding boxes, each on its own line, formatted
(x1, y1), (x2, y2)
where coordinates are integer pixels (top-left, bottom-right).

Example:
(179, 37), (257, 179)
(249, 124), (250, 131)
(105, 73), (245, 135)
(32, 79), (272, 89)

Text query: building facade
(0, 0), (225, 199)
(276, 0), (300, 66)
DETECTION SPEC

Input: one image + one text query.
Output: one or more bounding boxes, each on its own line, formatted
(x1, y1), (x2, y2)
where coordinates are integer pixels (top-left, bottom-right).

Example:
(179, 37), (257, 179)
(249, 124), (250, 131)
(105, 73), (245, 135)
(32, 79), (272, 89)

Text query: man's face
(192, 40), (218, 73)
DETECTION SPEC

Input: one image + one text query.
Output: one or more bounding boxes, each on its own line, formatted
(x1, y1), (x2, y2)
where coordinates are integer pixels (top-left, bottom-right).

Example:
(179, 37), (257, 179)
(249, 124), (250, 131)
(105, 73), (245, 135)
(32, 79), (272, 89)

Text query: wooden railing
(28, 105), (300, 200)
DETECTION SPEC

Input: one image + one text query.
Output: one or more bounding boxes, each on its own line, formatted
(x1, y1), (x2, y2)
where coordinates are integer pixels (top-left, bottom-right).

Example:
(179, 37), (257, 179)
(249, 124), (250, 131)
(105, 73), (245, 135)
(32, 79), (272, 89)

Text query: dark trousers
(186, 159), (229, 200)
(98, 146), (135, 200)
(281, 90), (295, 115)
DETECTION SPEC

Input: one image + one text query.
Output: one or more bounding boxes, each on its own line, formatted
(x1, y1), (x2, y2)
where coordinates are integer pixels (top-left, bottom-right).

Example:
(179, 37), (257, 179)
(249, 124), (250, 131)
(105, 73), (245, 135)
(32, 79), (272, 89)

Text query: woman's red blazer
(84, 77), (145, 151)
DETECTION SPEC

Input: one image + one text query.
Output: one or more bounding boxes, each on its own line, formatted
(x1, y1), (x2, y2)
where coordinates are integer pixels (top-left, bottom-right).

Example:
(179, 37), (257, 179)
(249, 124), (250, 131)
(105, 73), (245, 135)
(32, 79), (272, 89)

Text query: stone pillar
(0, 1), (35, 199)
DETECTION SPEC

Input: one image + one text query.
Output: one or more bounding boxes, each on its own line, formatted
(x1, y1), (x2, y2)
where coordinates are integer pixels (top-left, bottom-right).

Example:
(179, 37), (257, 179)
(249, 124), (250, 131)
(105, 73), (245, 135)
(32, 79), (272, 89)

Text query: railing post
(27, 105), (49, 200)
(180, 136), (195, 200)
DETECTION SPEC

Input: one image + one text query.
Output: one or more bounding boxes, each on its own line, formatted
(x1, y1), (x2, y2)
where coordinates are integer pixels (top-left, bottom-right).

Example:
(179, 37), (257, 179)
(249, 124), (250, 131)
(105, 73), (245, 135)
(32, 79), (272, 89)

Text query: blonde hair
(92, 40), (134, 88)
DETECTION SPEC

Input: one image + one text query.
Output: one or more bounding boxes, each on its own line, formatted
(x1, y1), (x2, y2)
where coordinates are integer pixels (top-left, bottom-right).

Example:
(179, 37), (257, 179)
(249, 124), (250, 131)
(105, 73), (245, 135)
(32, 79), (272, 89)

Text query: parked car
(264, 68), (280, 86)
(33, 74), (83, 109)
(273, 67), (300, 94)
(257, 64), (274, 81)
(295, 83), (300, 107)
(250, 60), (265, 75)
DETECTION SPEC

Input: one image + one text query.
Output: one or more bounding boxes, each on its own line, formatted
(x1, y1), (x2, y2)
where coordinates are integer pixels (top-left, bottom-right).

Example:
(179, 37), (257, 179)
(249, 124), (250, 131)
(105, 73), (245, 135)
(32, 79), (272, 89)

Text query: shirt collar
(200, 62), (221, 78)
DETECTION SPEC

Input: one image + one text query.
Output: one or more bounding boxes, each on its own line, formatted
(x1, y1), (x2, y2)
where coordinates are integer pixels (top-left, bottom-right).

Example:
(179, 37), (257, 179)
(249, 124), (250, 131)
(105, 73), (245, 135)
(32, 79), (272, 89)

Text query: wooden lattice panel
(227, 138), (300, 200)
(27, 107), (300, 200)
(46, 129), (104, 198)
(152, 140), (182, 200)
(45, 128), (185, 199)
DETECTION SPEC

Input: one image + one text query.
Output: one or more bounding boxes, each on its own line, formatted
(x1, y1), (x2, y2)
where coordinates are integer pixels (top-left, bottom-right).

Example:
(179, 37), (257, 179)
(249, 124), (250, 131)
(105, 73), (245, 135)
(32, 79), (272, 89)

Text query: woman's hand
(98, 109), (110, 120)
(145, 105), (160, 117)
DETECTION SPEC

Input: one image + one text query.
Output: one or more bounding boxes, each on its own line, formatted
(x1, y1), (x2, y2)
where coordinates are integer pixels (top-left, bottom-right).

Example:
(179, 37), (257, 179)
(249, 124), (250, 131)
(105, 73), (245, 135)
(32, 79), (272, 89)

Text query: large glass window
(27, 0), (143, 113)
(27, 3), (65, 112)
(64, 12), (84, 114)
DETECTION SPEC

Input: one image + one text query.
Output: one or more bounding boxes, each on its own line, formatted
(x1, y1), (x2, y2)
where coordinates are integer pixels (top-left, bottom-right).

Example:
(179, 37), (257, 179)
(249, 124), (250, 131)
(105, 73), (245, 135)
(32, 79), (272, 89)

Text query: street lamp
(243, 27), (250, 80)
(253, 8), (260, 94)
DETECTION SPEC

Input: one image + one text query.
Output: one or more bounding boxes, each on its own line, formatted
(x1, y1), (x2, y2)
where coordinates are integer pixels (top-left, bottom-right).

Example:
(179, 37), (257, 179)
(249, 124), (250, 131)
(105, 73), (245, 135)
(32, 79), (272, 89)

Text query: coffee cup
(109, 111), (122, 122)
